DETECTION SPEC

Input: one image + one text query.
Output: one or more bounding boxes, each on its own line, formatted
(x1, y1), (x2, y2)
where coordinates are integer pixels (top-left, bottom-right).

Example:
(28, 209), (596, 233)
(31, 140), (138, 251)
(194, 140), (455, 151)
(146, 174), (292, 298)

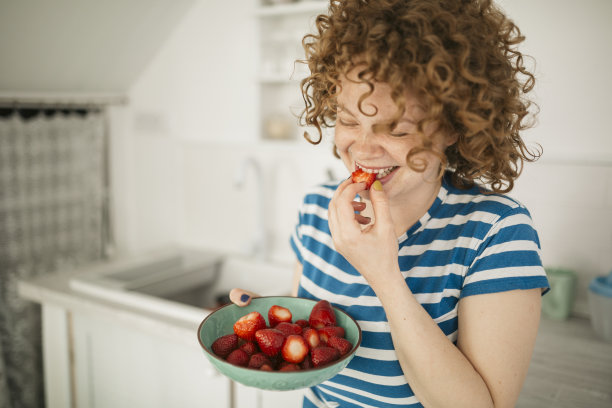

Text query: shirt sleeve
(461, 205), (550, 297)
(289, 198), (305, 264)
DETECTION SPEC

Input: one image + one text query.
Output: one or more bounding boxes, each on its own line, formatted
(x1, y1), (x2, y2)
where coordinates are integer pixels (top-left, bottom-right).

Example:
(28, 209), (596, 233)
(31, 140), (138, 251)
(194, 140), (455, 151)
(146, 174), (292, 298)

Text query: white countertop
(18, 270), (206, 347)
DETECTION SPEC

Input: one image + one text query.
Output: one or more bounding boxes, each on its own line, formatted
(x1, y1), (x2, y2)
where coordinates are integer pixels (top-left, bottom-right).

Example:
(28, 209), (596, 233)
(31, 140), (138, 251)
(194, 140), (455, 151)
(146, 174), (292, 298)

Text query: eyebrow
(337, 103), (417, 125)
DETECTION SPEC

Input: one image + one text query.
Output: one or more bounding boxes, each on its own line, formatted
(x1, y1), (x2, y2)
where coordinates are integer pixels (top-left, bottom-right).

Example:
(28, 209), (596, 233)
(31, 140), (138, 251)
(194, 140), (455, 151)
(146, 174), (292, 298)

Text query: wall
(116, 0), (612, 316)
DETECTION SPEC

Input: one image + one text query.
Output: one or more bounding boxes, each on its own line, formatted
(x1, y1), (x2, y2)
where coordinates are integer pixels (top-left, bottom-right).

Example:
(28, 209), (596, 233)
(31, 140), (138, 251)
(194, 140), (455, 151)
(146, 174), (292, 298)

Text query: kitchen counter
(20, 271), (612, 408)
(518, 316), (612, 408)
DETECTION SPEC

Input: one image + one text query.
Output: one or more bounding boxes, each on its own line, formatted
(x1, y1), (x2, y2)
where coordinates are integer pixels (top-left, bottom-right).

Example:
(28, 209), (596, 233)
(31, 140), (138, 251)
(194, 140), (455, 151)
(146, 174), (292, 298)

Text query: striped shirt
(290, 172), (549, 408)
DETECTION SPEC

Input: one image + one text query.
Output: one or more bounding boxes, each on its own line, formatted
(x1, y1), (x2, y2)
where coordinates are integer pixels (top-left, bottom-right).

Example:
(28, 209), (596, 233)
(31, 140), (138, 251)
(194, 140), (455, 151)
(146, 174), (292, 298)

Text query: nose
(351, 128), (382, 157)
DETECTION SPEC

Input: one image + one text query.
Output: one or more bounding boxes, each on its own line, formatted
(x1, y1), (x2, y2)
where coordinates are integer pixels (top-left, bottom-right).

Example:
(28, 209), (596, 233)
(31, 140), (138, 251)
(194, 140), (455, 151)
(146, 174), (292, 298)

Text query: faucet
(234, 156), (268, 260)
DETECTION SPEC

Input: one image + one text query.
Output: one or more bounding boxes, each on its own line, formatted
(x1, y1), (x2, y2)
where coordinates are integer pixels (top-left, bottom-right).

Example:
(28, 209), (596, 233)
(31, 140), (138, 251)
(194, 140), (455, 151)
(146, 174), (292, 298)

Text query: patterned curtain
(0, 109), (110, 408)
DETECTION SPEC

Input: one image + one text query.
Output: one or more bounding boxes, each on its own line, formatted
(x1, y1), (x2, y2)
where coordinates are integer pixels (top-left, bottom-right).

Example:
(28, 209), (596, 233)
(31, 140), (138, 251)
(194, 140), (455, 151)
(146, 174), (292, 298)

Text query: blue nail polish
(240, 293), (250, 303)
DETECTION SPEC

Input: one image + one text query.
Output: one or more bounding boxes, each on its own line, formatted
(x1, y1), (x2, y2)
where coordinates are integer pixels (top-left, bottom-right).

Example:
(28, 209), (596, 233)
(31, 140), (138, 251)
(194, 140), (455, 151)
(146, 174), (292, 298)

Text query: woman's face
(334, 72), (453, 204)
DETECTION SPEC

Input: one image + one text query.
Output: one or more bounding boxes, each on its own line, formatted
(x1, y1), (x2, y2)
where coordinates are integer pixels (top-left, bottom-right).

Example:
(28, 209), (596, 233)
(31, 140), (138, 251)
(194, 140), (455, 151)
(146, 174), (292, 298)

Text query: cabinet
(69, 310), (231, 408)
(257, 1), (327, 141)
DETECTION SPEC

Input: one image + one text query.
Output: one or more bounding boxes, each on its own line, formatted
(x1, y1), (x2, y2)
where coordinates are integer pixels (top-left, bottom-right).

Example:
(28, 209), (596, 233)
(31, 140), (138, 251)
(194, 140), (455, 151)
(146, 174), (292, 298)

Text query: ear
(444, 132), (459, 147)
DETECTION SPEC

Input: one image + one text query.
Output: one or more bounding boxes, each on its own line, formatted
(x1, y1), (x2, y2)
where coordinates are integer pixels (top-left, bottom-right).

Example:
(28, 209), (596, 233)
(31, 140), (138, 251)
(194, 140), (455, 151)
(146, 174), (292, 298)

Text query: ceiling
(0, 0), (196, 95)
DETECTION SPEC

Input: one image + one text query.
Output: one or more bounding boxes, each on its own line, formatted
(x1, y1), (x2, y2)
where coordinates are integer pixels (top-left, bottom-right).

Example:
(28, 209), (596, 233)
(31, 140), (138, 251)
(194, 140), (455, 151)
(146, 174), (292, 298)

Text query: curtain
(0, 109), (110, 408)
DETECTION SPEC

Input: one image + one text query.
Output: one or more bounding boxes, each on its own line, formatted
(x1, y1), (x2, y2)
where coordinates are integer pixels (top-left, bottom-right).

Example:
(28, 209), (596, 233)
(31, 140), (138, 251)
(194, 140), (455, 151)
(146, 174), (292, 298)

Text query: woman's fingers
(229, 288), (259, 307)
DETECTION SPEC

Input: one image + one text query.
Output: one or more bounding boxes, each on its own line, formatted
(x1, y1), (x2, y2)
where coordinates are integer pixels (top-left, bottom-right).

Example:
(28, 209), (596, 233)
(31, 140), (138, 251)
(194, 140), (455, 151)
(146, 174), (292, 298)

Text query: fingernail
(372, 180), (383, 191)
(240, 293), (250, 303)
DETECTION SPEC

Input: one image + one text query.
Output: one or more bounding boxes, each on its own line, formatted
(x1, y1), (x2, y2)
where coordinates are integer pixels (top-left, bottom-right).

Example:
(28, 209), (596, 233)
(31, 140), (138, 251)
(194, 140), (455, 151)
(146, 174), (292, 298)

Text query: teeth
(356, 164), (397, 179)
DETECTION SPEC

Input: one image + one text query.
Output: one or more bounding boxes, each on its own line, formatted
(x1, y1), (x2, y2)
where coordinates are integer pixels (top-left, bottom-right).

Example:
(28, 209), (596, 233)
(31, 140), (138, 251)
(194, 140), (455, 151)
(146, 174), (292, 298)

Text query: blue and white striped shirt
(290, 172), (549, 408)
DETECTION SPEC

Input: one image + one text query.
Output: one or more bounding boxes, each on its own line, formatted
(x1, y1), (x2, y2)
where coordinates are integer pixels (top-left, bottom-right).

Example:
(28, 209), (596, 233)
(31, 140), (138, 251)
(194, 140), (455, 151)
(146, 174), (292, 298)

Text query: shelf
(256, 1), (327, 17)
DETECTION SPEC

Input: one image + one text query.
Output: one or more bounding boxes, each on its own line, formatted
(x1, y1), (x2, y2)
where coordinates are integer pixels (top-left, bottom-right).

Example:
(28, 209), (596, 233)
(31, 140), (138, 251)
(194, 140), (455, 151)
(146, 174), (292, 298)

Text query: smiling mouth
(355, 163), (398, 179)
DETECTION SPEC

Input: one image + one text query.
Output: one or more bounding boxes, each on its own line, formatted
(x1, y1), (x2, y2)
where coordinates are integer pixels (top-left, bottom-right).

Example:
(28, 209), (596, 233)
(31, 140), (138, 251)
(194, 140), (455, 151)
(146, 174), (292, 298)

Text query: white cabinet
(257, 1), (327, 141)
(68, 310), (230, 408)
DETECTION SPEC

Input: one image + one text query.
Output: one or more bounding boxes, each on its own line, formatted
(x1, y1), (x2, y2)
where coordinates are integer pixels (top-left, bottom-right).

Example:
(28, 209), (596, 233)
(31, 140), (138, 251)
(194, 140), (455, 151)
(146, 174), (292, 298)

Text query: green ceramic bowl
(197, 296), (362, 391)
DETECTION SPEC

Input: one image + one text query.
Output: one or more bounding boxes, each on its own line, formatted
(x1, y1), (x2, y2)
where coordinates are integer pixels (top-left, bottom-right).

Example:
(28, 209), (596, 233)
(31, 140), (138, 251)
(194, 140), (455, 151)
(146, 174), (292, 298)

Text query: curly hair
(299, 0), (540, 193)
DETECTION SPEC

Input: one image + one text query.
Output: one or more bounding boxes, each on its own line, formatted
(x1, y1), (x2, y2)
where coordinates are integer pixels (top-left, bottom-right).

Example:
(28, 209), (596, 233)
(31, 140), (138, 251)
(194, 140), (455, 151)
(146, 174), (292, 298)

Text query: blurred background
(1, 1), (611, 408)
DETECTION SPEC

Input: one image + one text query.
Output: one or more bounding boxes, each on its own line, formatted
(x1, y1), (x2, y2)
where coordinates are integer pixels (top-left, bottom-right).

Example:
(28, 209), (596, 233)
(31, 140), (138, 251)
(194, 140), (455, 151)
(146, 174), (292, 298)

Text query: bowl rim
(197, 295), (363, 373)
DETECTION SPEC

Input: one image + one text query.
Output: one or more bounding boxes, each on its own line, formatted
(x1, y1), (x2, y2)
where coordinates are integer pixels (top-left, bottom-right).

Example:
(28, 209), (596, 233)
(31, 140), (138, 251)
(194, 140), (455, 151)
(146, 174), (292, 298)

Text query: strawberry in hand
(351, 168), (377, 190)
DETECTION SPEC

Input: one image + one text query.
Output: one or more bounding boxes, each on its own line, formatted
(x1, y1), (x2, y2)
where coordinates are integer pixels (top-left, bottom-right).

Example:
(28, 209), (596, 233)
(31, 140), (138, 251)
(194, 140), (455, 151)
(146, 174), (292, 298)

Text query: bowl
(197, 296), (362, 390)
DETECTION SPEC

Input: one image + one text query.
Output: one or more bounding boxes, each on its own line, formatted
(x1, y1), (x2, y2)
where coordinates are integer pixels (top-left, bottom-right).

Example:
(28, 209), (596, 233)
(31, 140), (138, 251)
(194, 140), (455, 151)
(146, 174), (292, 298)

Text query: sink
(69, 247), (295, 324)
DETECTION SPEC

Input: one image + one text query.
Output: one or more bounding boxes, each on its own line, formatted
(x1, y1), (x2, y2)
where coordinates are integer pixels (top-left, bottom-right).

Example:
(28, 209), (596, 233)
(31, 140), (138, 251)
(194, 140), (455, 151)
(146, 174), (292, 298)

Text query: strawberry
(268, 305), (292, 327)
(327, 336), (353, 356)
(278, 362), (301, 372)
(351, 168), (377, 190)
(233, 311), (266, 341)
(302, 327), (320, 350)
(318, 326), (345, 343)
(255, 329), (286, 357)
(295, 319), (309, 328)
(239, 341), (258, 356)
(211, 334), (238, 358)
(248, 352), (271, 369)
(300, 356), (313, 370)
(260, 364), (274, 371)
(308, 300), (337, 329)
(311, 346), (340, 367)
(226, 349), (249, 367)
(281, 334), (309, 364)
(275, 322), (303, 337)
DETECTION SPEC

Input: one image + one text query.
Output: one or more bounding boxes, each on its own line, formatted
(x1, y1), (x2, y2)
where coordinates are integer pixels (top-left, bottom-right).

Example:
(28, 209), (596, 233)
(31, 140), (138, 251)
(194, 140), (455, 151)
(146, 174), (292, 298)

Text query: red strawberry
(311, 346), (340, 367)
(295, 319), (309, 328)
(351, 168), (377, 190)
(226, 349), (249, 367)
(278, 362), (301, 372)
(233, 311), (266, 341)
(318, 326), (345, 343)
(300, 357), (313, 370)
(327, 336), (353, 356)
(308, 300), (337, 329)
(281, 334), (309, 364)
(275, 322), (303, 337)
(211, 334), (238, 358)
(268, 305), (292, 327)
(248, 352), (271, 369)
(255, 329), (286, 357)
(239, 341), (258, 356)
(302, 328), (320, 349)
(260, 364), (274, 371)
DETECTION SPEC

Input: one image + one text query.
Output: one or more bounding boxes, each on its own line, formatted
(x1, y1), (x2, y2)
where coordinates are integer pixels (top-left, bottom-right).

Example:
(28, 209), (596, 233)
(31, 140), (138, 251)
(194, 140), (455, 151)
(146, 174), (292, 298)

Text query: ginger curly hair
(299, 0), (540, 193)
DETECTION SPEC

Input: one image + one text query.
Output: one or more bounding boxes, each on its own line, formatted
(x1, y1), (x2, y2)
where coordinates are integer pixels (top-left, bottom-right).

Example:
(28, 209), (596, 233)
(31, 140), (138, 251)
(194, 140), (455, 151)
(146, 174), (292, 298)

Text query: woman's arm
(328, 179), (541, 407)
(291, 262), (303, 297)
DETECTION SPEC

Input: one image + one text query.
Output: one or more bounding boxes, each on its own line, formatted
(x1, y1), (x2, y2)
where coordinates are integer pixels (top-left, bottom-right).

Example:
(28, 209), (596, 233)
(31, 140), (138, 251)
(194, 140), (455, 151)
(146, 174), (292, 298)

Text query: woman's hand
(328, 179), (401, 288)
(229, 288), (260, 307)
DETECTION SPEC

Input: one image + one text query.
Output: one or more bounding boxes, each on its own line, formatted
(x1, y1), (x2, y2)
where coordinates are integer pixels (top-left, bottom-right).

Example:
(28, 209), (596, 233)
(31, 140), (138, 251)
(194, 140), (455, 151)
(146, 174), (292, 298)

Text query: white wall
(115, 0), (612, 315)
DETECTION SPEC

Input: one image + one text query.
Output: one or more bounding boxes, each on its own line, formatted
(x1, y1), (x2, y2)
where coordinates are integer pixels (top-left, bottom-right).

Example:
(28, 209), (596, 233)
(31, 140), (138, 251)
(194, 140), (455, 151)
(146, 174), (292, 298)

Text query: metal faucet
(234, 156), (268, 260)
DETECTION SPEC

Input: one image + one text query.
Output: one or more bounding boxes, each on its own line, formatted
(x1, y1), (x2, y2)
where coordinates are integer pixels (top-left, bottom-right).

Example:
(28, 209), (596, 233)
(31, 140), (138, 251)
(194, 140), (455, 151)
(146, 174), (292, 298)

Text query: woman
(232, 1), (549, 406)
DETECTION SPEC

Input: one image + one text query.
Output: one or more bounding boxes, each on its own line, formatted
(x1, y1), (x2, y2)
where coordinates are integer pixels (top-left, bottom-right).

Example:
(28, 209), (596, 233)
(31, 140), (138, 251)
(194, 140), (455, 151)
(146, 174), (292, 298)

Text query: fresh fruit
(311, 346), (340, 367)
(351, 168), (377, 190)
(211, 333), (238, 358)
(275, 322), (303, 337)
(308, 300), (337, 329)
(240, 341), (258, 356)
(318, 326), (345, 343)
(255, 329), (286, 357)
(268, 305), (292, 327)
(302, 328), (320, 349)
(233, 311), (266, 341)
(248, 352), (272, 369)
(278, 362), (301, 372)
(282, 335), (309, 364)
(209, 299), (354, 372)
(327, 336), (353, 356)
(295, 319), (309, 328)
(226, 349), (249, 367)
